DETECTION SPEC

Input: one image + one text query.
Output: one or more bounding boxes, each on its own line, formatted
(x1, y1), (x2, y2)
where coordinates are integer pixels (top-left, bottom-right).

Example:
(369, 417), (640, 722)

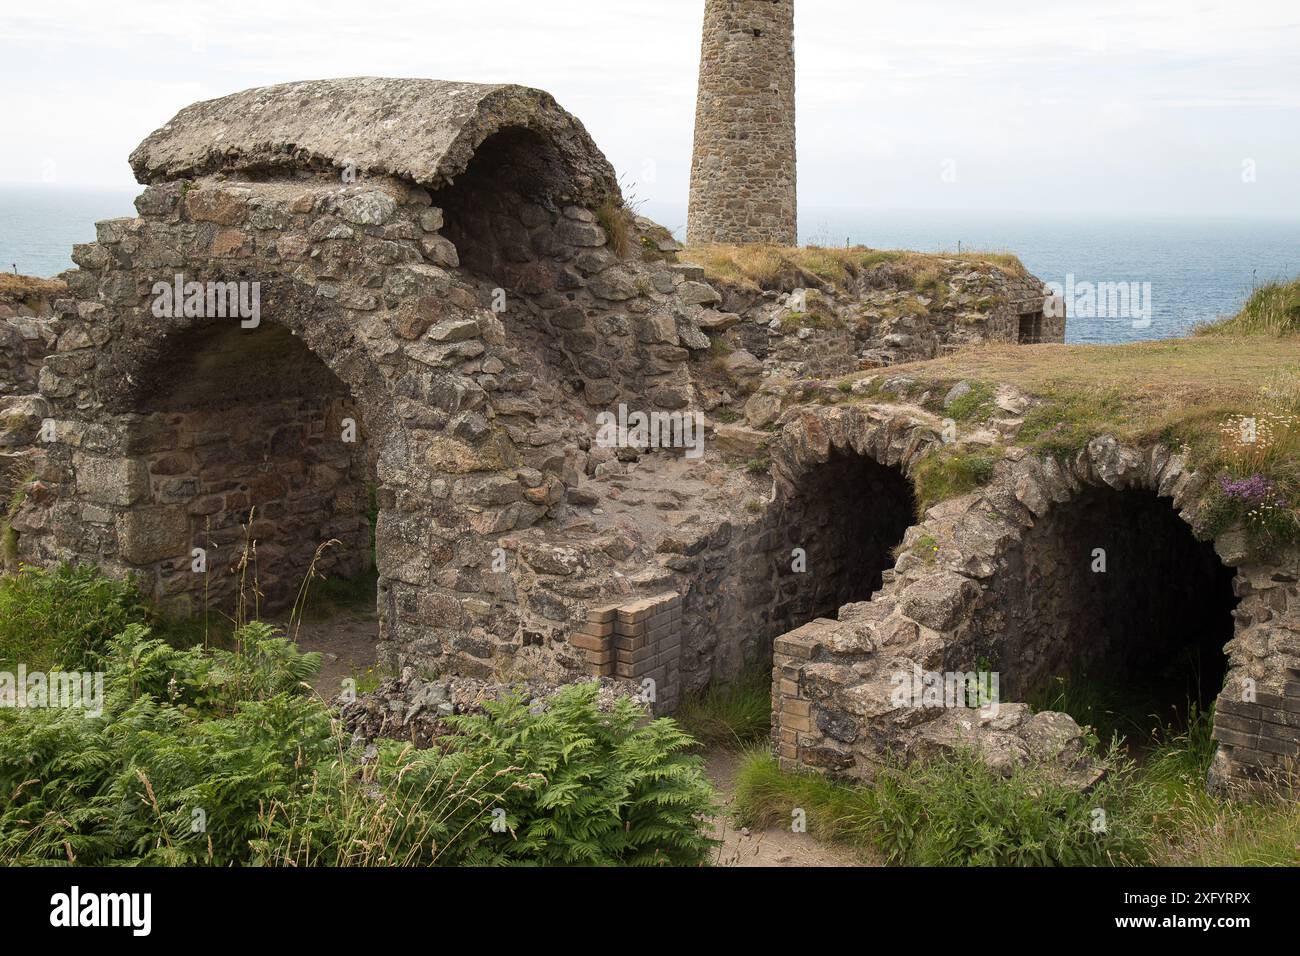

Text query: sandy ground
(703, 748), (869, 867)
(284, 607), (380, 699)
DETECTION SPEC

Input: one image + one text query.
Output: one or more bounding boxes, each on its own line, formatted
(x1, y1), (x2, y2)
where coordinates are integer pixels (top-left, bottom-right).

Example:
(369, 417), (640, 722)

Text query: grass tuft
(1198, 279), (1300, 337)
(675, 662), (773, 750)
(912, 446), (998, 513)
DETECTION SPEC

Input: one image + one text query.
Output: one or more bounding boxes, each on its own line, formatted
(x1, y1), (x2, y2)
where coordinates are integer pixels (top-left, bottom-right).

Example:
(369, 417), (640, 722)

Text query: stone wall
(762, 406), (1300, 793)
(687, 0), (797, 245)
(0, 282), (60, 569)
(6, 163), (724, 684)
(690, 264), (1062, 408)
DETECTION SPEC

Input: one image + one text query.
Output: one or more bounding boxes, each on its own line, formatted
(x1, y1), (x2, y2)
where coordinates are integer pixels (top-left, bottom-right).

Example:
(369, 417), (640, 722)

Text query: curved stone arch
(764, 403), (937, 615)
(98, 277), (401, 447)
(31, 189), (449, 623)
(768, 410), (1299, 792)
(130, 78), (619, 208)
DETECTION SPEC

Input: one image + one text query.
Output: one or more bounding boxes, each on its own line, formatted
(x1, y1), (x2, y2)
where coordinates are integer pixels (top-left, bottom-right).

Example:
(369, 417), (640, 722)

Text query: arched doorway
(987, 485), (1236, 741)
(770, 449), (916, 629)
(116, 318), (376, 623)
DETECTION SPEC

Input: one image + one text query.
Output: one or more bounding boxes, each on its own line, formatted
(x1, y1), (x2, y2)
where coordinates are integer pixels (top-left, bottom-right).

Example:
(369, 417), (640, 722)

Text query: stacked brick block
(1213, 682), (1300, 786)
(572, 592), (682, 713)
(772, 622), (822, 771)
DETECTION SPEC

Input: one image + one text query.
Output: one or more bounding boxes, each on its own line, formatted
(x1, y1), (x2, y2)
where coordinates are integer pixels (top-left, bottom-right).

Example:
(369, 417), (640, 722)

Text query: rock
(337, 190), (397, 226)
(589, 271), (637, 301)
(943, 381), (971, 408)
(696, 309), (740, 332)
(743, 392), (782, 428)
(637, 313), (678, 346)
(677, 323), (711, 351)
(521, 544), (583, 575)
(115, 506), (189, 564)
(558, 220), (607, 247)
(427, 318), (481, 343)
(714, 424), (769, 459)
(899, 572), (977, 631)
(678, 281), (722, 306)
(723, 350), (762, 378)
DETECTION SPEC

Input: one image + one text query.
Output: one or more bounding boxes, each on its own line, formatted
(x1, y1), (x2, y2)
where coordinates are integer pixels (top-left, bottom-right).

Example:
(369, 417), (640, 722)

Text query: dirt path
(704, 748), (869, 867)
(282, 608), (380, 699)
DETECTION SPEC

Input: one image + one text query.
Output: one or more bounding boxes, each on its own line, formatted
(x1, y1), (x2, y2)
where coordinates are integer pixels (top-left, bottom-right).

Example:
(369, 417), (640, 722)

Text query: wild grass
(595, 200), (635, 259)
(912, 445), (998, 514)
(942, 380), (996, 422)
(1198, 278), (1300, 337)
(681, 244), (1027, 295)
(675, 662), (773, 749)
(0, 273), (66, 302)
(733, 741), (1166, 866)
(731, 725), (1300, 867)
(0, 563), (154, 670)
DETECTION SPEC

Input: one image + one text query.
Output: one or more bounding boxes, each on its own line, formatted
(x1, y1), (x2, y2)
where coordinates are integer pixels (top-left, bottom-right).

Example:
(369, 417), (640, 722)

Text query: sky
(1, 0), (1298, 219)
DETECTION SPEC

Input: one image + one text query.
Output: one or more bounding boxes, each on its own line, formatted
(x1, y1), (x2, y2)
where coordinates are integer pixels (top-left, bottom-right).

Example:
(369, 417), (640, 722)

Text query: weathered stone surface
(131, 78), (618, 206)
(688, 0), (796, 245)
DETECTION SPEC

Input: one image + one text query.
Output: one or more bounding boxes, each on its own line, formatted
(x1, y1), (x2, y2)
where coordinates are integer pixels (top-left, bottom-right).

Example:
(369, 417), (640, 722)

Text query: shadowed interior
(120, 321), (374, 613)
(982, 486), (1235, 728)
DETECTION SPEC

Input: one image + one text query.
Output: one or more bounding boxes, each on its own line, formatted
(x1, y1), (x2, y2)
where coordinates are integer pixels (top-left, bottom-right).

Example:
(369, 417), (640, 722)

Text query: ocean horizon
(2, 185), (1296, 346)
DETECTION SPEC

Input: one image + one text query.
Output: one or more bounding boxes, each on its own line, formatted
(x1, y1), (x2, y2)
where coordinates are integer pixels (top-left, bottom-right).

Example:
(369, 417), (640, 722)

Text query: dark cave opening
(991, 486), (1235, 738)
(772, 450), (917, 631)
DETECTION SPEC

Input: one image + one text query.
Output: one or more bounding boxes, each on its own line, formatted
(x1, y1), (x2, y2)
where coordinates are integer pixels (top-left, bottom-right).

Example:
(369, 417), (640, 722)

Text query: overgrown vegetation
(731, 717), (1299, 867)
(0, 563), (153, 670)
(0, 621), (718, 866)
(0, 564), (718, 867)
(681, 244), (1027, 295)
(1198, 278), (1300, 337)
(942, 380), (996, 422)
(911, 445), (998, 514)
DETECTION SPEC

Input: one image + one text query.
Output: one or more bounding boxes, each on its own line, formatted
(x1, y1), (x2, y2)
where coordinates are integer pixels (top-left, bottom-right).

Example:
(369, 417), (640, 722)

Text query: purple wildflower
(1220, 474), (1278, 503)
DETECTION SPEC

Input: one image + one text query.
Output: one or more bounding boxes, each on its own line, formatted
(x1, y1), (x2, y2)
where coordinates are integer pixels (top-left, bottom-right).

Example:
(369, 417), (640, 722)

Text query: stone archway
(767, 413), (1300, 794)
(15, 77), (729, 692)
(981, 484), (1235, 726)
(770, 448), (915, 624)
(111, 318), (377, 617)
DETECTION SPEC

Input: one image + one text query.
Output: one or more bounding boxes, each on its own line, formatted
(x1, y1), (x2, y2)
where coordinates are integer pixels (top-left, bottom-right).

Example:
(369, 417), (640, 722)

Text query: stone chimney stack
(687, 0), (797, 246)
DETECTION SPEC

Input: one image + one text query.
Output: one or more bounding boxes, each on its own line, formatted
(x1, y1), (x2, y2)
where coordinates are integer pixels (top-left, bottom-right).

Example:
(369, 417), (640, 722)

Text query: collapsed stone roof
(128, 77), (619, 206)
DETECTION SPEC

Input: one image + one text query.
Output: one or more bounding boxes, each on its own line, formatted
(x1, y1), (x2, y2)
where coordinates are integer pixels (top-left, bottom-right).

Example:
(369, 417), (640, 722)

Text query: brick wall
(1213, 683), (1300, 785)
(573, 592), (682, 713)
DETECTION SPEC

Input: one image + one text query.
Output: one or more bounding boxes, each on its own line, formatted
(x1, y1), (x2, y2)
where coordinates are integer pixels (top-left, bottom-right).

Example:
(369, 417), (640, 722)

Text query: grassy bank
(682, 243), (1028, 295)
(730, 726), (1299, 867)
(837, 313), (1300, 553)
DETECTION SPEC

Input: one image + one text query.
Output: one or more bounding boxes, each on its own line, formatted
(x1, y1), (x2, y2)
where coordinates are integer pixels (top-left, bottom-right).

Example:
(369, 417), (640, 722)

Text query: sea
(2, 185), (1296, 345)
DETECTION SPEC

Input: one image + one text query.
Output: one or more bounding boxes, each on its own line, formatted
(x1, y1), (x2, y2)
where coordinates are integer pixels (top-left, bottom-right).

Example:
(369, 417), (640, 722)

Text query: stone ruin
(1, 77), (1294, 795)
